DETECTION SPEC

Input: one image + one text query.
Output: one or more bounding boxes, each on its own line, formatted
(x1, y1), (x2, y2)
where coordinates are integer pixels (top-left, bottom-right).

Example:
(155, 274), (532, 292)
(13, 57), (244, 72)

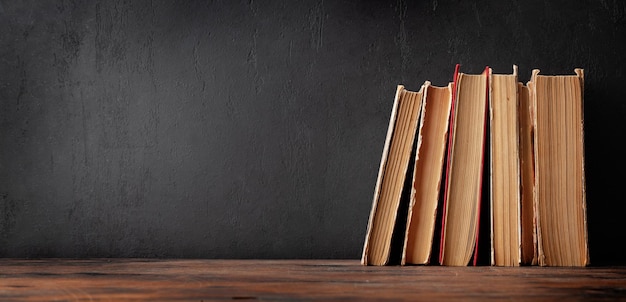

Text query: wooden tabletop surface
(1, 259), (625, 301)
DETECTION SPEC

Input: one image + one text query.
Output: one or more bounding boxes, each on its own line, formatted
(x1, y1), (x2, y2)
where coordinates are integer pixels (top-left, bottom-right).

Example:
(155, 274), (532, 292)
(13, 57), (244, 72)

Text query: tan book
(402, 82), (453, 265)
(518, 81), (537, 266)
(362, 84), (425, 266)
(489, 66), (521, 266)
(529, 69), (589, 267)
(439, 65), (489, 266)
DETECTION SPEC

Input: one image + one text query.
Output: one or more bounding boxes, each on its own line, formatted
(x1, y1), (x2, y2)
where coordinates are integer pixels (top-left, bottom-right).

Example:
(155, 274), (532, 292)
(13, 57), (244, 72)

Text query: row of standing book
(361, 64), (588, 267)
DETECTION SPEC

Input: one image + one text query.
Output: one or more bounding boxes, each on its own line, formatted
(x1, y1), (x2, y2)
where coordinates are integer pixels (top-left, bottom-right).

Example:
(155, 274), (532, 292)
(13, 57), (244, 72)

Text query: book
(488, 66), (521, 266)
(361, 64), (589, 267)
(402, 81), (453, 265)
(518, 81), (537, 266)
(529, 69), (589, 267)
(439, 65), (490, 266)
(362, 84), (425, 266)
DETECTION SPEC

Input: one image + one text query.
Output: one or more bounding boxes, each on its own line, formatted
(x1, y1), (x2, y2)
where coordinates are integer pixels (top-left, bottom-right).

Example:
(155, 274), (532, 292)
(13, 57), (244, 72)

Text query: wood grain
(1, 259), (625, 301)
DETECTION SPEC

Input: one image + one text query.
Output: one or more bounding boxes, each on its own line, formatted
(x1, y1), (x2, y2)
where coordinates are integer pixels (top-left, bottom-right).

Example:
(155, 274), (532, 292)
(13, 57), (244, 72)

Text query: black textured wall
(0, 0), (624, 265)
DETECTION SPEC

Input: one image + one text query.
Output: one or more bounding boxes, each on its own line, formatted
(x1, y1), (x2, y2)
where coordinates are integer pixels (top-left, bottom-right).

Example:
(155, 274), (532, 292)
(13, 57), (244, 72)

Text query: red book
(439, 65), (489, 266)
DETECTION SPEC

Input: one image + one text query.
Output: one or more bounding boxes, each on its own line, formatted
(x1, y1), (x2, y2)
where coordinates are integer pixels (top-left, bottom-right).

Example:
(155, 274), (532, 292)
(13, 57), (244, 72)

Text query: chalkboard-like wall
(1, 0), (624, 265)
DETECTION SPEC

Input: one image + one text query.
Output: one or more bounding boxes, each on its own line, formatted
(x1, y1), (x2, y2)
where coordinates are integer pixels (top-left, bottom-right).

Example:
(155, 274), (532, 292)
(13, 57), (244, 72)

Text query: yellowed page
(403, 82), (453, 265)
(532, 69), (588, 267)
(441, 69), (488, 266)
(490, 67), (521, 266)
(362, 85), (425, 265)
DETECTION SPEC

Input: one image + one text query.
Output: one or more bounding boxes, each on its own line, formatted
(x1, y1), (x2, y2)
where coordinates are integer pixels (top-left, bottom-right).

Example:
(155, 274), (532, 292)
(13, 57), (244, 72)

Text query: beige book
(489, 66), (521, 266)
(440, 66), (489, 266)
(518, 81), (537, 266)
(402, 82), (453, 265)
(362, 84), (425, 266)
(530, 69), (589, 267)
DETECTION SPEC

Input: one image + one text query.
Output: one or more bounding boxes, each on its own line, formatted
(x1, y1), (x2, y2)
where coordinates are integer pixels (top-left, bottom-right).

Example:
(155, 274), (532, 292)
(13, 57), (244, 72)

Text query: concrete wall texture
(0, 0), (624, 264)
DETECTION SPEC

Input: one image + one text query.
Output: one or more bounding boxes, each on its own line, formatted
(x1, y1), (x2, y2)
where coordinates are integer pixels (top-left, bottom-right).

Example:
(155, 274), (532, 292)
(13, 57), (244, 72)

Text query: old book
(530, 69), (589, 267)
(439, 65), (489, 266)
(488, 66), (521, 266)
(402, 81), (453, 265)
(362, 84), (425, 266)
(518, 81), (537, 266)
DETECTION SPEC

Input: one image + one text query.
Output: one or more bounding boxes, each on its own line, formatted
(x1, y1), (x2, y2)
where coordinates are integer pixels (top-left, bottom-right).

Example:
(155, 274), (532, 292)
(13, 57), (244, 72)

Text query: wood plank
(1, 259), (625, 301)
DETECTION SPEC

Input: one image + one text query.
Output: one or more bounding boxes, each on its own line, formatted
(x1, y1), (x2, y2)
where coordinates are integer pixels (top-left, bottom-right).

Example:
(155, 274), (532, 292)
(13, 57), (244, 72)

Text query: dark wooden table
(1, 259), (625, 301)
